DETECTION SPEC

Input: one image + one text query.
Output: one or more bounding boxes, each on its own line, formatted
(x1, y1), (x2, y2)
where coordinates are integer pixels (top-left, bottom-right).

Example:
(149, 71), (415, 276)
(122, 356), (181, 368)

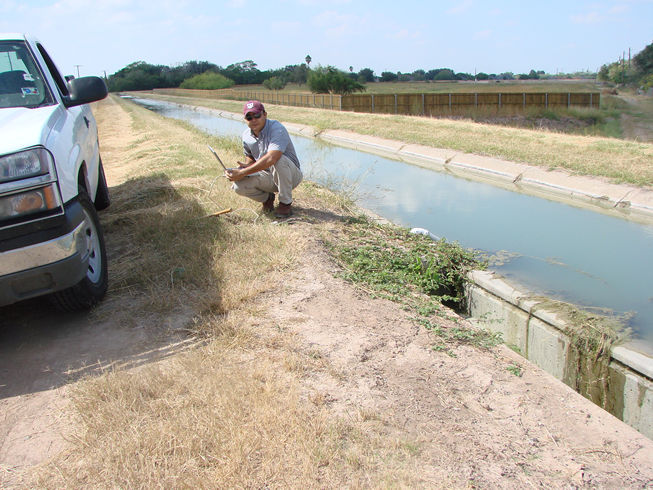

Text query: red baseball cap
(243, 100), (265, 116)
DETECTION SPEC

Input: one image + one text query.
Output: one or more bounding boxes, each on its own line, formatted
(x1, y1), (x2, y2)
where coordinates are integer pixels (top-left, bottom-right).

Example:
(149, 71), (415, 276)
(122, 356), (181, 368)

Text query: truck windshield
(0, 41), (54, 109)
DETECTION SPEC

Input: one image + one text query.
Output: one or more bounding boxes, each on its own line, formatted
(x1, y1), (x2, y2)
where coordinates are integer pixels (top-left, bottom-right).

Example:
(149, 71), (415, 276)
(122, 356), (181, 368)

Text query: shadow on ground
(0, 174), (219, 399)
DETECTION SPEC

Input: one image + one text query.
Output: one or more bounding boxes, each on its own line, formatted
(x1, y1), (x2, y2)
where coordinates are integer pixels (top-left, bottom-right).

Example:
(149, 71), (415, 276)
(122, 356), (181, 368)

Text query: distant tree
(305, 55), (312, 67)
(263, 76), (287, 90)
(357, 67), (375, 83)
(497, 72), (514, 80)
(475, 72), (489, 80)
(597, 64), (611, 81)
(349, 65), (353, 72)
(180, 71), (234, 89)
(222, 60), (263, 84)
(517, 69), (541, 80)
(607, 61), (629, 84)
(633, 41), (653, 74)
(107, 61), (167, 91)
(307, 65), (365, 95)
(598, 42), (651, 86)
(179, 60), (220, 75)
(425, 68), (456, 81)
(291, 63), (309, 84)
(432, 68), (455, 80)
(454, 72), (473, 80)
(380, 71), (398, 82)
(411, 69), (426, 81)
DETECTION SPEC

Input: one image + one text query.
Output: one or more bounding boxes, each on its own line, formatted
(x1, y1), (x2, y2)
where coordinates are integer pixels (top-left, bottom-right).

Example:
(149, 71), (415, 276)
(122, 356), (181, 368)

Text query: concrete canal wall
(466, 270), (653, 439)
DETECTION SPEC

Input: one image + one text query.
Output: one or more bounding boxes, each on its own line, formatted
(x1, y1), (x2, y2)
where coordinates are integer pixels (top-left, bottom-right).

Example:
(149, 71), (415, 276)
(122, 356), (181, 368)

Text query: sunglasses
(245, 112), (263, 121)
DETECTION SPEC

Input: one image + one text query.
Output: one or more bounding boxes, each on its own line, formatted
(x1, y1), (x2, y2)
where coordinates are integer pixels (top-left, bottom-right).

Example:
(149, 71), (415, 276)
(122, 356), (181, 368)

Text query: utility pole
(74, 65), (82, 77)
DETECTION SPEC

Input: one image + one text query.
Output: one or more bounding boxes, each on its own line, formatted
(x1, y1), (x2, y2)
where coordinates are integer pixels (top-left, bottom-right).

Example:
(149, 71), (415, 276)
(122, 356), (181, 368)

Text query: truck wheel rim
(82, 212), (102, 284)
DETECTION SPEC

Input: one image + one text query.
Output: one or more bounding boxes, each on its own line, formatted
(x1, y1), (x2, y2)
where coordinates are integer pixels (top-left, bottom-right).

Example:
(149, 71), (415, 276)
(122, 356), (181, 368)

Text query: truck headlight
(0, 148), (53, 184)
(0, 148), (62, 225)
(0, 184), (60, 218)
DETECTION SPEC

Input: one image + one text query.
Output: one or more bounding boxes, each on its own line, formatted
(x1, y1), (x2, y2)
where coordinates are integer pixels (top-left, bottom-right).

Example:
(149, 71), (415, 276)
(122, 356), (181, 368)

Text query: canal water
(129, 97), (653, 348)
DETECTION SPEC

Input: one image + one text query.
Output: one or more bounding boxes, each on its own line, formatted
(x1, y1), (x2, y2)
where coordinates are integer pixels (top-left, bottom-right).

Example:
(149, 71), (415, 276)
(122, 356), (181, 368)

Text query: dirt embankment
(2, 96), (653, 487)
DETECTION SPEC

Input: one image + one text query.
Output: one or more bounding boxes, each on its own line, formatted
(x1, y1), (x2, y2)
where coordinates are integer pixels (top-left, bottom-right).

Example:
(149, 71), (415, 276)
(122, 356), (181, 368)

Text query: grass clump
(329, 215), (483, 311)
(326, 214), (499, 355)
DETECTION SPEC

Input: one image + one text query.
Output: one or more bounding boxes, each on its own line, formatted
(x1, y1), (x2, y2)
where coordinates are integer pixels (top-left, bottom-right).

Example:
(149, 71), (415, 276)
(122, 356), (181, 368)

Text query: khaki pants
(232, 155), (303, 205)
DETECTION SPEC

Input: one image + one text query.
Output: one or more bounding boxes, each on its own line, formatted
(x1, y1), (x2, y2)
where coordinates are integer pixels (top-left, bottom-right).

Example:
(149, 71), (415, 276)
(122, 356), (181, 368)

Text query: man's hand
(225, 167), (246, 182)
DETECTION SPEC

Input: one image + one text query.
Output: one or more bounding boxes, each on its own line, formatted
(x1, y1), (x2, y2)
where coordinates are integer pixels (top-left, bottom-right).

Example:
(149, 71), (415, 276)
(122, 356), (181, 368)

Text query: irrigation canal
(128, 97), (653, 351)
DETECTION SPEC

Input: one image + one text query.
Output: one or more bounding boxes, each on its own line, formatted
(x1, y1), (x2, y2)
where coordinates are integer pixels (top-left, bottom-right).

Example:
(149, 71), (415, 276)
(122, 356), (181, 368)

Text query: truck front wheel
(51, 193), (108, 311)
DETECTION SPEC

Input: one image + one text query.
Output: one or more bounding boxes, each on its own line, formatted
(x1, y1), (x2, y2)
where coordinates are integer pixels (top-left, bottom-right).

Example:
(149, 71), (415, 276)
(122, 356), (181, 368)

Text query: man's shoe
(275, 201), (293, 218)
(262, 193), (275, 213)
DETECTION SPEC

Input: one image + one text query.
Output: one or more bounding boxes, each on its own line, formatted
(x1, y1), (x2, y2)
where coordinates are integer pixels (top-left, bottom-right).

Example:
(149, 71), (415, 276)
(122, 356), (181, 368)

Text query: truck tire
(51, 193), (108, 311)
(94, 157), (111, 211)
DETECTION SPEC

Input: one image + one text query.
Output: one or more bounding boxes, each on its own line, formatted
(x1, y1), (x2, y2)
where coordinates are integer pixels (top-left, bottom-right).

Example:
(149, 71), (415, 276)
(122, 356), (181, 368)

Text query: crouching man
(225, 100), (303, 217)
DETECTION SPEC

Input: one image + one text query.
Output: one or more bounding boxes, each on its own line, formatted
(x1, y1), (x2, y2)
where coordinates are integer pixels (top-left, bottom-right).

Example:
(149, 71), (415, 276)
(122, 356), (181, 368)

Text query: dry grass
(92, 96), (305, 317)
(130, 92), (653, 187)
(32, 318), (416, 488)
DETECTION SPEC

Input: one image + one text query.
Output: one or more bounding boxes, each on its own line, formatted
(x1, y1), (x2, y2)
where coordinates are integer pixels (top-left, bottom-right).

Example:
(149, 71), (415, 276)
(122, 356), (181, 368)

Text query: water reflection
(130, 97), (653, 345)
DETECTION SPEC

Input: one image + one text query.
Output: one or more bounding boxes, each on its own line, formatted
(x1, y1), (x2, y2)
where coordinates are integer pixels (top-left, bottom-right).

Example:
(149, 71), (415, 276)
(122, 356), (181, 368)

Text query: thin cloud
(447, 0), (473, 15)
(297, 0), (350, 5)
(473, 29), (492, 40)
(571, 11), (603, 23)
(391, 28), (421, 40)
(312, 9), (361, 38)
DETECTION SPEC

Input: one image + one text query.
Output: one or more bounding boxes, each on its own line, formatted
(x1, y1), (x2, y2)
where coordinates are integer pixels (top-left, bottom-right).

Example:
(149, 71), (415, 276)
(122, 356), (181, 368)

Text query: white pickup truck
(0, 33), (110, 310)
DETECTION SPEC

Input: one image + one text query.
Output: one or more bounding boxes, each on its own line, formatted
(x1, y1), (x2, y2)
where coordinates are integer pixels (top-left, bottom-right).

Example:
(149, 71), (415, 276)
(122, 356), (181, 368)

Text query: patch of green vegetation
(506, 364), (523, 377)
(329, 215), (484, 310)
(326, 215), (502, 354)
(418, 318), (503, 350)
(180, 71), (234, 90)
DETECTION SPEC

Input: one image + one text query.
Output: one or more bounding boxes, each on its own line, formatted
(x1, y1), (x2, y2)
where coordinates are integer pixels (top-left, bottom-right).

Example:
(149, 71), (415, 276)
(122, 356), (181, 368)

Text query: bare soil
(619, 95), (653, 143)
(2, 98), (653, 487)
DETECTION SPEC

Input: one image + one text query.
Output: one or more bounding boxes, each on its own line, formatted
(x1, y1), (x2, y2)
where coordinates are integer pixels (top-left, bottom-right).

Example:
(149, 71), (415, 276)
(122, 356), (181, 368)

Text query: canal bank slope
(196, 102), (653, 439)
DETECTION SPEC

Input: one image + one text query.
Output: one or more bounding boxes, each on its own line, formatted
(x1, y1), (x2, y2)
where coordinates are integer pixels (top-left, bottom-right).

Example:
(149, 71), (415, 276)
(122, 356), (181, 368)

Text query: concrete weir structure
(303, 125), (653, 439)
(150, 101), (653, 439)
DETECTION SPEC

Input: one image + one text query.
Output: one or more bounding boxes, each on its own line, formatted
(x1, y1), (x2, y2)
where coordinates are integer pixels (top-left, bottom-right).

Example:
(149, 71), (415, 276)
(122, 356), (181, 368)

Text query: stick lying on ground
(207, 208), (233, 217)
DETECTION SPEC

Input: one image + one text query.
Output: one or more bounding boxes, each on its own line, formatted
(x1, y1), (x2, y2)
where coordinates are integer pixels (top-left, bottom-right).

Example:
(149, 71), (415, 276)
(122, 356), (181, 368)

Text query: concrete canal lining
(466, 270), (652, 439)
(165, 101), (653, 439)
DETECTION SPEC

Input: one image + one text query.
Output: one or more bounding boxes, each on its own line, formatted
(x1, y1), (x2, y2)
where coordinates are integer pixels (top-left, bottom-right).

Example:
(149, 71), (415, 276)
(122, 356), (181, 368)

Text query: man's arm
(226, 150), (282, 182)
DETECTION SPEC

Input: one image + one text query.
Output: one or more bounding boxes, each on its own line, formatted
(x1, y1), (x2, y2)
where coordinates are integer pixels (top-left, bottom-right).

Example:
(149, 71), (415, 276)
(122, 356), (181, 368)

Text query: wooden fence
(152, 88), (600, 116)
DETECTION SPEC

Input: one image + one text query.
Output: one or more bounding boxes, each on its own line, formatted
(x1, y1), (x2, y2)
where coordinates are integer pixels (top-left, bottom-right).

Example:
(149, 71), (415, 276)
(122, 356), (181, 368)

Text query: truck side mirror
(64, 76), (107, 107)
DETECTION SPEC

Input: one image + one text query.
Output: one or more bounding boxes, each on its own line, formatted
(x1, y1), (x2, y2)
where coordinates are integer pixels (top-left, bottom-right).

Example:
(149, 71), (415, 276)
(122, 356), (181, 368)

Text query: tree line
(598, 41), (653, 90)
(107, 41), (652, 95)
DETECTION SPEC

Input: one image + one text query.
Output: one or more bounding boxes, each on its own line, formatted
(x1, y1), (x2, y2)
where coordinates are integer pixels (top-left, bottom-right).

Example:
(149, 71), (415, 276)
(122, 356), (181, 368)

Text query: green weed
(506, 364), (523, 377)
(329, 215), (483, 311)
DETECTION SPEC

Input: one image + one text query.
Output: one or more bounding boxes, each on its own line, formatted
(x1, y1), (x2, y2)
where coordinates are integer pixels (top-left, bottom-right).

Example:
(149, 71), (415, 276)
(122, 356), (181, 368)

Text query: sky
(1, 0), (652, 79)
